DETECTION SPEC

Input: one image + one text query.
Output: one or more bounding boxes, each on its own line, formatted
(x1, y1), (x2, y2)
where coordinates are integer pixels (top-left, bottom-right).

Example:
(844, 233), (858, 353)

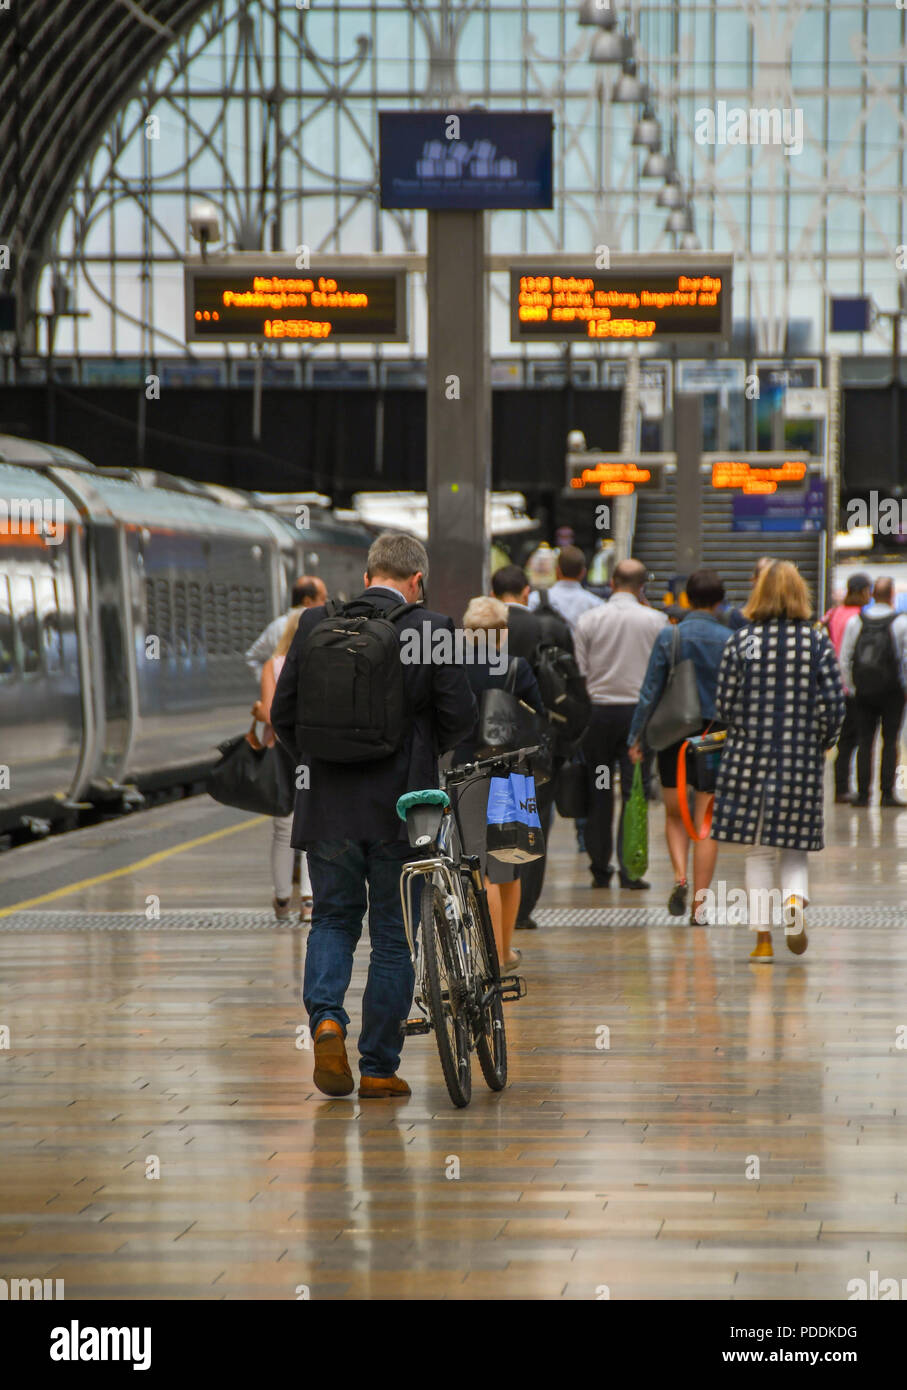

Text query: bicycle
(395, 747), (534, 1109)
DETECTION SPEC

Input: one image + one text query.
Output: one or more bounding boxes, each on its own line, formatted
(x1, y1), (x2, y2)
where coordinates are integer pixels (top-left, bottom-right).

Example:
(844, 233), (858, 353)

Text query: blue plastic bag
(486, 771), (544, 864)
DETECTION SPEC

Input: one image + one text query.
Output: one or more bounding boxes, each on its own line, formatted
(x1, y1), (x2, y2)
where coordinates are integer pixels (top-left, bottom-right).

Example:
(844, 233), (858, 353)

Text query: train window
(187, 582), (203, 655)
(146, 577), (172, 660)
(173, 580), (189, 660)
(13, 575), (41, 677)
(0, 577), (14, 681)
(36, 574), (63, 674)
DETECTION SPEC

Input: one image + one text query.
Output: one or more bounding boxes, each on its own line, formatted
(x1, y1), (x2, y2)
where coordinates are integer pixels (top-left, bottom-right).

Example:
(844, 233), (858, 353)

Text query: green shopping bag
(621, 762), (649, 881)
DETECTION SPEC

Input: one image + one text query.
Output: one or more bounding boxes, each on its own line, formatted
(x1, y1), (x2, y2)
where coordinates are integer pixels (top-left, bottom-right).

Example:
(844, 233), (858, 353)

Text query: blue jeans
(304, 839), (414, 1077)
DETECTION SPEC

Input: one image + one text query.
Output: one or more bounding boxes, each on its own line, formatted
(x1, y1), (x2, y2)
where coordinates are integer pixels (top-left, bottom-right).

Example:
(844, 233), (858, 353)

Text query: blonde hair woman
(709, 562), (845, 961)
(252, 610), (312, 922)
(449, 596), (544, 969)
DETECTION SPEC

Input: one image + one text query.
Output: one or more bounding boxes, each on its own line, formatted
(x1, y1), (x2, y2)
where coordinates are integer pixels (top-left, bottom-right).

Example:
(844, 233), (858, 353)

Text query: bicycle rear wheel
(420, 881), (472, 1108)
(463, 879), (507, 1091)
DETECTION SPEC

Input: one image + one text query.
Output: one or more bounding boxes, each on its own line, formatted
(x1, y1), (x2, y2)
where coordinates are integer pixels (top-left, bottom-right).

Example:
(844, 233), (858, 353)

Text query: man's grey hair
(367, 531), (429, 583)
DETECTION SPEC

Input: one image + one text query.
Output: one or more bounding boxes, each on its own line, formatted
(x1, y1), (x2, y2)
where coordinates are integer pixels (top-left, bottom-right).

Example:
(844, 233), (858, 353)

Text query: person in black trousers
(840, 576), (907, 807)
(491, 565), (573, 930)
(451, 594), (544, 967)
(573, 560), (667, 888)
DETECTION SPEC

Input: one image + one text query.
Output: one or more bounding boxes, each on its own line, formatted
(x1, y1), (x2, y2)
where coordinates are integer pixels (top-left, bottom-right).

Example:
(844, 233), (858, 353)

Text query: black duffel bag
(208, 722), (296, 818)
(553, 758), (589, 819)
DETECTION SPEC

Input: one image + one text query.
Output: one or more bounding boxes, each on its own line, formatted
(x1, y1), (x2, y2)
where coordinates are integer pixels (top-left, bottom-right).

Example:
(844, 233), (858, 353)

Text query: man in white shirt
(246, 575), (327, 681)
(574, 558), (666, 888)
(839, 575), (907, 807)
(528, 545), (604, 630)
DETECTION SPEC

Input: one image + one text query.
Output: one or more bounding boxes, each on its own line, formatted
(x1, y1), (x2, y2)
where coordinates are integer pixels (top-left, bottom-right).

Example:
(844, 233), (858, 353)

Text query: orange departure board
(711, 459), (807, 494)
(184, 264), (407, 342)
(510, 260), (732, 341)
(569, 461), (656, 496)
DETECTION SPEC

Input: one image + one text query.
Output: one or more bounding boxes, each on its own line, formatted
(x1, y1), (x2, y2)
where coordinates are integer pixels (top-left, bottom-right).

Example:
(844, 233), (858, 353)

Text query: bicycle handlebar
(445, 745), (541, 785)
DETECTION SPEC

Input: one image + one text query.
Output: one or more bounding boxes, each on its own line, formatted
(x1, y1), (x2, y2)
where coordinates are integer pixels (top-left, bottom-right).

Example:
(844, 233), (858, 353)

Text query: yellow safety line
(0, 815), (266, 918)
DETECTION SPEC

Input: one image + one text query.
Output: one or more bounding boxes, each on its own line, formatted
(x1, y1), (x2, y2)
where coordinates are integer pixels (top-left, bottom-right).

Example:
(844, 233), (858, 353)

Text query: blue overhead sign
(379, 111), (554, 210)
(830, 297), (871, 333)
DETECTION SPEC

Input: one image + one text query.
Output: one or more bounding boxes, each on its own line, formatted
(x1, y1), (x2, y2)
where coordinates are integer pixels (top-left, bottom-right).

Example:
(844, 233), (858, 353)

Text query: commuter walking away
(251, 611), (313, 923)
(492, 564), (579, 930)
(270, 534), (476, 1100)
(574, 559), (667, 890)
(628, 570), (732, 924)
(839, 575), (907, 808)
(822, 572), (871, 803)
(246, 574), (327, 682)
(528, 544), (603, 629)
(710, 562), (845, 962)
(450, 596), (544, 969)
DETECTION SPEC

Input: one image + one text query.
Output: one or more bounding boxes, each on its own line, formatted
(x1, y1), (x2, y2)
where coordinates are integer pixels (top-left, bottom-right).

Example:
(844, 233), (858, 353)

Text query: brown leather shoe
(358, 1074), (411, 1099)
(312, 1019), (354, 1097)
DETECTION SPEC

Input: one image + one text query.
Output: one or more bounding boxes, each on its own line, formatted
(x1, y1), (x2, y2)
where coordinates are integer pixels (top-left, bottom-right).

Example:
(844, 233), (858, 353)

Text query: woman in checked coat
(710, 561), (845, 962)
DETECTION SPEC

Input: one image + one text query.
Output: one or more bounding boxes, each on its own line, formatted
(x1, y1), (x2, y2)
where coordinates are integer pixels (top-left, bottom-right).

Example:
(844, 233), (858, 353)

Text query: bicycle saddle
(396, 789), (450, 821)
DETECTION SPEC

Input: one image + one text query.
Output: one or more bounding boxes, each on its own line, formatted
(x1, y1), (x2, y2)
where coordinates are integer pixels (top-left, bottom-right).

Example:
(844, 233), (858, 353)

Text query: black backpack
(293, 598), (420, 763)
(531, 640), (591, 747)
(851, 613), (901, 698)
(534, 587), (573, 652)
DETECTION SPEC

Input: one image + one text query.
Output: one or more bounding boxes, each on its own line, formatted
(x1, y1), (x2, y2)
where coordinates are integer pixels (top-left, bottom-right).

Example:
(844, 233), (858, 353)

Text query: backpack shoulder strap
(504, 657), (521, 693)
(385, 601), (422, 623)
(536, 588), (552, 611)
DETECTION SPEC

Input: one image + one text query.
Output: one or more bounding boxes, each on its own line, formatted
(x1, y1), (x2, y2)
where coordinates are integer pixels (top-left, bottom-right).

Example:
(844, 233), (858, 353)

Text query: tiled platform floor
(1, 778), (906, 1300)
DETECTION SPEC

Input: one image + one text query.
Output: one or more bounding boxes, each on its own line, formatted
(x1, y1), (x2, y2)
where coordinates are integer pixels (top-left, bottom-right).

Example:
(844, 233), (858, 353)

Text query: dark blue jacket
(271, 587), (477, 846)
(628, 611), (732, 746)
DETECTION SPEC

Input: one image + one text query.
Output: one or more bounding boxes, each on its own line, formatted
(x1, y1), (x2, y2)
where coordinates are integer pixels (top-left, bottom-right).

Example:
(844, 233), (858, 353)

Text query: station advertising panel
(379, 111), (554, 210)
(184, 263), (407, 343)
(511, 258), (732, 342)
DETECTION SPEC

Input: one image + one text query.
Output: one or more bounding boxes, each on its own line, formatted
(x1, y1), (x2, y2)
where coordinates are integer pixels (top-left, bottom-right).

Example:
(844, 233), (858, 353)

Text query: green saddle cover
(396, 789), (450, 821)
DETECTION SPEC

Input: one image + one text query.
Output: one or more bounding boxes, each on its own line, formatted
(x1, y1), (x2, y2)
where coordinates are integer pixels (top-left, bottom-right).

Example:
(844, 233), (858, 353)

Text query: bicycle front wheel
(420, 881), (472, 1108)
(464, 880), (507, 1091)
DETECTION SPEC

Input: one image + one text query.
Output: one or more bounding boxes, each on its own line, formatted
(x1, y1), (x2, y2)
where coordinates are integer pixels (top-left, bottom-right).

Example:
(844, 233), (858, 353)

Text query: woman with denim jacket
(627, 570), (732, 923)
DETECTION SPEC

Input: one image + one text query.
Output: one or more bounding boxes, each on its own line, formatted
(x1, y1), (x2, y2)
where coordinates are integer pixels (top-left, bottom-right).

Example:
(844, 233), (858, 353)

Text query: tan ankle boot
(312, 1019), (354, 1096)
(358, 1075), (411, 1099)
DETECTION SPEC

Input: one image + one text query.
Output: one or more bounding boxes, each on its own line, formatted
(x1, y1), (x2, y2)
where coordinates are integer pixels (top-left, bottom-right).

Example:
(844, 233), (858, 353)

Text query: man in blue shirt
(529, 545), (603, 630)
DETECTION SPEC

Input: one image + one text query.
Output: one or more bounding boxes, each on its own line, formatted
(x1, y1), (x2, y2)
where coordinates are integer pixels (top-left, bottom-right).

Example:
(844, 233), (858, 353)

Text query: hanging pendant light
(641, 149), (673, 178)
(589, 29), (629, 63)
(656, 175), (684, 209)
(631, 105), (661, 150)
(579, 0), (618, 30)
(612, 58), (646, 103)
(666, 206), (694, 234)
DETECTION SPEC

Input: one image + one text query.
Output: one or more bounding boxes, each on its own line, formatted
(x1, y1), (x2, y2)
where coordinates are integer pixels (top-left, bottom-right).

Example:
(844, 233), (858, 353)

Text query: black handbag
(553, 759), (589, 819)
(645, 624), (703, 751)
(477, 659), (541, 755)
(208, 723), (296, 817)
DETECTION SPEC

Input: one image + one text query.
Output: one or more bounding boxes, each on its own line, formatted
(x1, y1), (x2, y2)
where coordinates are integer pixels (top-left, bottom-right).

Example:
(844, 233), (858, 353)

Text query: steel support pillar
(426, 210), (490, 622)
(674, 392), (703, 574)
